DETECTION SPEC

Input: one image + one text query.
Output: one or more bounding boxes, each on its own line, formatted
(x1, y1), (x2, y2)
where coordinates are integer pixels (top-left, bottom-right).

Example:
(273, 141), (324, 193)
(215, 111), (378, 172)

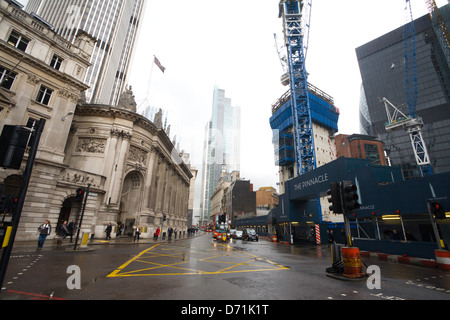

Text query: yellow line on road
(107, 242), (290, 278)
(107, 244), (159, 278)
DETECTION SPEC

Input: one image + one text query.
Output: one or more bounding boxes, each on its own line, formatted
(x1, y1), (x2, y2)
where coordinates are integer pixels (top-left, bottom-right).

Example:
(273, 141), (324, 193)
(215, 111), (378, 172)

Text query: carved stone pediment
(59, 168), (103, 189)
(128, 145), (148, 164)
(75, 138), (106, 153)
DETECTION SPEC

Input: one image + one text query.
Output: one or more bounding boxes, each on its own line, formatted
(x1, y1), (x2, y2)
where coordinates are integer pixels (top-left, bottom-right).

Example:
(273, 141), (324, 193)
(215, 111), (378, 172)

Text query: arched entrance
(119, 171), (144, 236)
(57, 197), (81, 233)
(2, 175), (22, 196)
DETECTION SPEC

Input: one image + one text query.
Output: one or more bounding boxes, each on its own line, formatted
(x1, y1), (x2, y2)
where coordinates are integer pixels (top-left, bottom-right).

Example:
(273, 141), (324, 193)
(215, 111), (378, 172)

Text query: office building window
(36, 85), (53, 105)
(0, 67), (17, 90)
(25, 118), (38, 149)
(364, 144), (381, 165)
(50, 54), (64, 70)
(7, 30), (30, 52)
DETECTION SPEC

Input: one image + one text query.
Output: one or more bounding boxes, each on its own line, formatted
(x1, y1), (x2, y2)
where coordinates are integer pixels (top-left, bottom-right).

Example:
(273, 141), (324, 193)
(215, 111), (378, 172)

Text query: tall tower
(357, 5), (450, 179)
(199, 86), (241, 224)
(25, 0), (145, 105)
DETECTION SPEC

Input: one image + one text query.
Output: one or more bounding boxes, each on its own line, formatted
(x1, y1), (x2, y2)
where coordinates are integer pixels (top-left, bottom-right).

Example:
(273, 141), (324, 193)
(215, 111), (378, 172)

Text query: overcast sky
(17, 0), (449, 210)
(127, 0), (448, 194)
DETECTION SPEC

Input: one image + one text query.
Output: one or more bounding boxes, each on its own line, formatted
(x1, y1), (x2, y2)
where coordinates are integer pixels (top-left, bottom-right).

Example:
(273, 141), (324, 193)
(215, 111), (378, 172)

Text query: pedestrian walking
(154, 226), (161, 240)
(37, 219), (52, 250)
(327, 229), (335, 248)
(56, 221), (69, 246)
(168, 226), (173, 239)
(134, 224), (141, 241)
(67, 219), (76, 243)
(105, 223), (112, 240)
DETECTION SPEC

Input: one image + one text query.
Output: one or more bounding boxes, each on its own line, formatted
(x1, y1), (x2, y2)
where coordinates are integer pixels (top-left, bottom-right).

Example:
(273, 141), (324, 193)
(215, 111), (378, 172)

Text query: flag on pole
(154, 56), (166, 73)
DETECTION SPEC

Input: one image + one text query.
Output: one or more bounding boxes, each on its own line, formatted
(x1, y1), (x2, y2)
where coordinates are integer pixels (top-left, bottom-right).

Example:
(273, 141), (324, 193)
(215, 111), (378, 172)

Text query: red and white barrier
(315, 224), (321, 245)
(435, 250), (450, 271)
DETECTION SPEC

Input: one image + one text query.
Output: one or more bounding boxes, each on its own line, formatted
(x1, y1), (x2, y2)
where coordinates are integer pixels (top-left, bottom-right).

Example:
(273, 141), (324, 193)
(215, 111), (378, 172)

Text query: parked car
(243, 228), (258, 241)
(232, 230), (243, 239)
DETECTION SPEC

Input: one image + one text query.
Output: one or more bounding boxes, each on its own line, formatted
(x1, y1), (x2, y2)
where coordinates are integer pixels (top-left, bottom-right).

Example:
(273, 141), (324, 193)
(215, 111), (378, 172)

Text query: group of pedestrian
(37, 219), (76, 250)
(187, 227), (197, 236)
(36, 219), (190, 249)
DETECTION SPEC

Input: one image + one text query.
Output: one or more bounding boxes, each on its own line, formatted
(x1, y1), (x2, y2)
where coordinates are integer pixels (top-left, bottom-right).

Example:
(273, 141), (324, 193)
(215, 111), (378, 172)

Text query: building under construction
(269, 1), (340, 236)
(270, 82), (340, 224)
(270, 83), (339, 189)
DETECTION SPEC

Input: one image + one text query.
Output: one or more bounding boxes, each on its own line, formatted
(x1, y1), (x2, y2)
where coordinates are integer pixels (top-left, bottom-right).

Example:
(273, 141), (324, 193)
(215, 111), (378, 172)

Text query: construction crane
(424, 0), (450, 67)
(278, 0), (316, 176)
(381, 0), (433, 176)
(275, 0), (312, 87)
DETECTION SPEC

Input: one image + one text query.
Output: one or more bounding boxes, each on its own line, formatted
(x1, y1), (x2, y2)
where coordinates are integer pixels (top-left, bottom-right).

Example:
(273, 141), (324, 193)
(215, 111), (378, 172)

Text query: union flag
(154, 56), (166, 73)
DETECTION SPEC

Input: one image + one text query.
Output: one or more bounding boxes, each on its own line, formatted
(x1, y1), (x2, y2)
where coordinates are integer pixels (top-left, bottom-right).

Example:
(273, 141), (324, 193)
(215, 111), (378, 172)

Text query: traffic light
(0, 195), (18, 214)
(430, 201), (446, 220)
(342, 180), (360, 214)
(75, 188), (84, 202)
(11, 196), (18, 213)
(0, 125), (31, 169)
(0, 195), (9, 213)
(163, 214), (167, 221)
(327, 182), (343, 214)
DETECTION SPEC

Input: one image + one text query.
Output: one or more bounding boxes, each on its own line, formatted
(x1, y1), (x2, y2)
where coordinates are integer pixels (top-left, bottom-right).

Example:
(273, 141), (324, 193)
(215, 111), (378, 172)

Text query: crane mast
(279, 0), (316, 176)
(382, 0), (432, 177)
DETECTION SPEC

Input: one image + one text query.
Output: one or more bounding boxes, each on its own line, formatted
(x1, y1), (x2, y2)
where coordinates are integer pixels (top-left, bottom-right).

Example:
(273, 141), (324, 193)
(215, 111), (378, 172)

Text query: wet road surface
(0, 233), (449, 301)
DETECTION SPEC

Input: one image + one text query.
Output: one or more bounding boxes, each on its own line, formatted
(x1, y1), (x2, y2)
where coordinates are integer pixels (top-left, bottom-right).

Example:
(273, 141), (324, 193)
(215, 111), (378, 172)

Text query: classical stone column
(143, 146), (158, 210)
(154, 159), (166, 213)
(164, 167), (174, 214)
(168, 171), (177, 216)
(105, 128), (121, 204)
(110, 131), (132, 204)
(148, 154), (161, 211)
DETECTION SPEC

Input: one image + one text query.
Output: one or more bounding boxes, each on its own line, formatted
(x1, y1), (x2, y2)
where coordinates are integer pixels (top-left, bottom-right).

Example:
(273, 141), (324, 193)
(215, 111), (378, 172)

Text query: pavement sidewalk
(7, 232), (205, 252)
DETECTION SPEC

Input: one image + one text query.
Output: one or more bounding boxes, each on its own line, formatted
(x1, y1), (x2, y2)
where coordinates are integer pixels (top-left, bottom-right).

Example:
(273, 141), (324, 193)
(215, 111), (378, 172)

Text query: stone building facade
(69, 103), (193, 238)
(0, 0), (192, 241)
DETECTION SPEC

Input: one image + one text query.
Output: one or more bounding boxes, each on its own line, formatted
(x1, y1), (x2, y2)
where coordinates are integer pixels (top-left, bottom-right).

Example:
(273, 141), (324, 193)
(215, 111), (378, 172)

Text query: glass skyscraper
(25, 0), (145, 105)
(357, 4), (450, 179)
(199, 86), (241, 225)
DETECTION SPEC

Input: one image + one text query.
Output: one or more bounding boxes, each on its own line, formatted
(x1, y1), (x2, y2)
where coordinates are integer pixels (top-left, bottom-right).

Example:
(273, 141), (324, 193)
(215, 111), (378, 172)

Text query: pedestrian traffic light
(327, 182), (343, 214)
(163, 214), (167, 221)
(0, 125), (31, 169)
(430, 201), (446, 220)
(342, 180), (360, 214)
(75, 188), (84, 202)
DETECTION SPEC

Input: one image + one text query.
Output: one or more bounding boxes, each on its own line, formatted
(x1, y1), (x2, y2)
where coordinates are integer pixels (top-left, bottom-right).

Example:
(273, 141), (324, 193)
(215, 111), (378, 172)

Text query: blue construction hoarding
(273, 157), (450, 221)
(240, 157), (450, 258)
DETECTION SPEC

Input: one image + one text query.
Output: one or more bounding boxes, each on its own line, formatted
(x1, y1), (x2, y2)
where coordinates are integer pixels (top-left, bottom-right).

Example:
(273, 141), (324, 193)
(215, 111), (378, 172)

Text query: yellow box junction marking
(107, 243), (289, 278)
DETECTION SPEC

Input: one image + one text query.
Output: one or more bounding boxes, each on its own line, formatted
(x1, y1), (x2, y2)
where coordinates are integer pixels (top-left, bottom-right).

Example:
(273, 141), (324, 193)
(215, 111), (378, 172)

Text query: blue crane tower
(278, 0), (315, 176)
(381, 0), (433, 176)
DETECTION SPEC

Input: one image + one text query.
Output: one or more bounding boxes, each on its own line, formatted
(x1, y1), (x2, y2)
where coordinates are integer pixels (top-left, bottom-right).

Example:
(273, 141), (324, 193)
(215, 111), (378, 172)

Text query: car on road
(242, 228), (258, 241)
(232, 230), (243, 239)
